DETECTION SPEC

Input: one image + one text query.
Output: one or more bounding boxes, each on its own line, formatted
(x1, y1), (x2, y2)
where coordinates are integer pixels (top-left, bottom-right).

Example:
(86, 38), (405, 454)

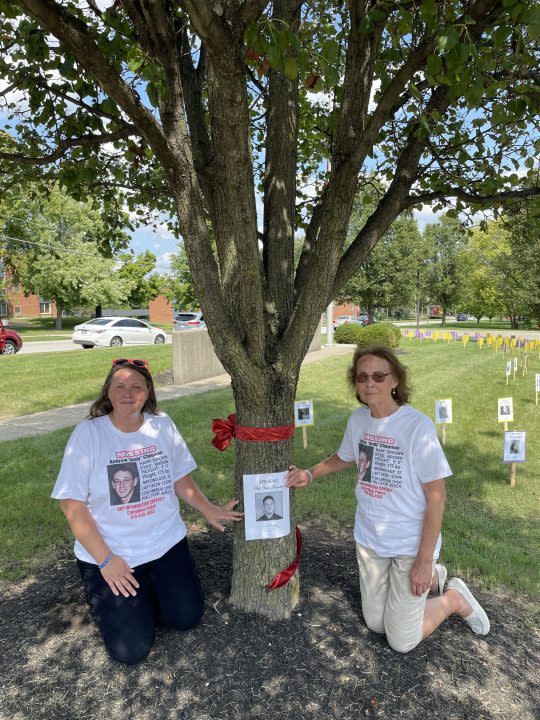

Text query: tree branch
(181, 0), (229, 55)
(262, 0), (300, 340)
(332, 86), (452, 296)
(232, 0), (271, 36)
(405, 186), (540, 208)
(0, 128), (137, 165)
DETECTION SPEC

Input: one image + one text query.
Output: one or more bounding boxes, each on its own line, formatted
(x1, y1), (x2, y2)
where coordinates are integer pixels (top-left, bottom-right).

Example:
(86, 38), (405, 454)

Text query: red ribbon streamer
(266, 526), (303, 590)
(211, 413), (295, 451)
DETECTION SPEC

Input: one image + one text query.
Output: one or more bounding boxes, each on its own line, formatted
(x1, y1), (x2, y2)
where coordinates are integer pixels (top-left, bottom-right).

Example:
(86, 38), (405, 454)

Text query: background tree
(0, 1), (539, 618)
(160, 244), (199, 311)
(502, 198), (540, 327)
(117, 250), (162, 309)
(424, 215), (466, 325)
(337, 211), (421, 321)
(0, 185), (131, 327)
(457, 226), (506, 323)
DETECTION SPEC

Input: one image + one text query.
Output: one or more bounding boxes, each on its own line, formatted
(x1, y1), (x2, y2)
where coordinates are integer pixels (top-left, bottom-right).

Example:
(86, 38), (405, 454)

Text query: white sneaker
(448, 577), (490, 635)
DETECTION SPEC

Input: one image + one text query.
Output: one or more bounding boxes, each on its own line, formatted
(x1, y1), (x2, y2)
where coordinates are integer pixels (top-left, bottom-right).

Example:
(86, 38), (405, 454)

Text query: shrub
(333, 323), (364, 344)
(356, 322), (401, 349)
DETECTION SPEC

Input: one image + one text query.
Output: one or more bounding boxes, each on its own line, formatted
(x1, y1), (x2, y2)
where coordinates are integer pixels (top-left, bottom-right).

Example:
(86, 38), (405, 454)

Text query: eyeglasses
(112, 358), (149, 369)
(356, 372), (392, 383)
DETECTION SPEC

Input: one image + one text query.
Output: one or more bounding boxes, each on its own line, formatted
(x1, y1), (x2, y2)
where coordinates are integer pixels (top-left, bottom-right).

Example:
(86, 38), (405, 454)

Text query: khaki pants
(356, 543), (434, 653)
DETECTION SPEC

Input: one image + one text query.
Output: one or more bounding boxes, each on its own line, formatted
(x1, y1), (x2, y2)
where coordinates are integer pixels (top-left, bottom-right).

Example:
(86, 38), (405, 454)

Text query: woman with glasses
(52, 358), (242, 664)
(286, 345), (489, 653)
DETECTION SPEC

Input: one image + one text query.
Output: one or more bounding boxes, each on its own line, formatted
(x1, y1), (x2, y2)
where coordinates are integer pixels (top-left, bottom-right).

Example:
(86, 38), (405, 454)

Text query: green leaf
(284, 57), (298, 80)
(527, 8), (540, 39)
(421, 0), (437, 21)
(146, 82), (159, 108)
(266, 45), (282, 71)
(322, 38), (340, 65)
(437, 27), (459, 53)
(426, 54), (442, 76)
(127, 48), (144, 73)
(277, 31), (289, 53)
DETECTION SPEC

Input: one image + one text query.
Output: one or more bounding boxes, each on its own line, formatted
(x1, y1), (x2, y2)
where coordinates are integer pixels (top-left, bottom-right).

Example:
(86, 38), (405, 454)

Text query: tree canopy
(1, 0), (539, 617)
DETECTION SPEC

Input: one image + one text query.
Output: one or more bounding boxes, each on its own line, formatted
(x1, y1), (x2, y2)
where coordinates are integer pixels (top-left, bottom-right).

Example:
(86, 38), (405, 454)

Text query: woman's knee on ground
(167, 602), (204, 632)
(385, 627), (421, 654)
(362, 605), (385, 634)
(106, 635), (154, 665)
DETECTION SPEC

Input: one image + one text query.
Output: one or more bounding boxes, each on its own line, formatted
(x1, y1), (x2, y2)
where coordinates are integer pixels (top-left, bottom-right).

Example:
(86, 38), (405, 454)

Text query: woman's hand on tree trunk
(286, 465), (311, 488)
(203, 499), (243, 531)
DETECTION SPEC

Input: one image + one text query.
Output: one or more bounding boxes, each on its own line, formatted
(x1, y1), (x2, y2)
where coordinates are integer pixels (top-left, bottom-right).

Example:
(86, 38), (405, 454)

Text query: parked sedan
(173, 312), (206, 331)
(0, 318), (23, 355)
(456, 313), (469, 321)
(332, 315), (367, 329)
(72, 317), (167, 348)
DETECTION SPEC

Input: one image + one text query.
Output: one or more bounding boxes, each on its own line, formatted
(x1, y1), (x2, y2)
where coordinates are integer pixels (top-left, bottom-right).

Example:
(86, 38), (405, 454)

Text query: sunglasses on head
(356, 372), (391, 383)
(112, 358), (149, 369)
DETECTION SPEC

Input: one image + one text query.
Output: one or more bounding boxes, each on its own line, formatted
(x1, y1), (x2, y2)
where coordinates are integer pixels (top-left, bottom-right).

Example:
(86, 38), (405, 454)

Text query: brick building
(0, 261), (55, 319)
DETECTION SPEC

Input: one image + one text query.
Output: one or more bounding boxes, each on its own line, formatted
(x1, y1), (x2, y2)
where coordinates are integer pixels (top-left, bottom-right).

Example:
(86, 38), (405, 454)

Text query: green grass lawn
(0, 344), (174, 417)
(0, 341), (539, 614)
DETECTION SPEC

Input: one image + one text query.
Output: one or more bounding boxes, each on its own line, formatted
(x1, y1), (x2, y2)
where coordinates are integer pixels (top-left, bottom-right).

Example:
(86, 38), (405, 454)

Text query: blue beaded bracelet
(98, 552), (112, 570)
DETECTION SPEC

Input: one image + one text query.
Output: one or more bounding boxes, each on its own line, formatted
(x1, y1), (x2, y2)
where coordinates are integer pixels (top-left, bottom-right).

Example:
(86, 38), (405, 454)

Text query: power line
(0, 233), (111, 257)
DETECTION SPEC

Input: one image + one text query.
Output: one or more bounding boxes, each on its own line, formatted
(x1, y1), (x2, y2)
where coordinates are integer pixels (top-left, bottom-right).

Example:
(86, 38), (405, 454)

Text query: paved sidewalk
(0, 344), (353, 442)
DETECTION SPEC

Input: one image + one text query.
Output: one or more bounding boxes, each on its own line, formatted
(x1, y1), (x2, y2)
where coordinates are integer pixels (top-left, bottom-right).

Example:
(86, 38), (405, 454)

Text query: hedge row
(333, 322), (401, 348)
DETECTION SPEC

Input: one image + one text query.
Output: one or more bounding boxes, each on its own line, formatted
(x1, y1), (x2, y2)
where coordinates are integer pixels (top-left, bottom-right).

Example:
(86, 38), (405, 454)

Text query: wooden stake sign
(498, 397), (513, 432)
(294, 400), (314, 449)
(535, 372), (540, 406)
(503, 430), (526, 487)
(505, 360), (511, 385)
(435, 399), (452, 446)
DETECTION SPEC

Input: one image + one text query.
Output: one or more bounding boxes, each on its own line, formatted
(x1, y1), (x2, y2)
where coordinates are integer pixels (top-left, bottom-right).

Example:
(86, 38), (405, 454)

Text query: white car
(72, 317), (167, 348)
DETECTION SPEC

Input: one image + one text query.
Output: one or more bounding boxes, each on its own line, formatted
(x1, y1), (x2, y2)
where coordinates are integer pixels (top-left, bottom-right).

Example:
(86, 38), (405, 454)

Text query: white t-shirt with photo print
(52, 413), (197, 567)
(337, 404), (452, 558)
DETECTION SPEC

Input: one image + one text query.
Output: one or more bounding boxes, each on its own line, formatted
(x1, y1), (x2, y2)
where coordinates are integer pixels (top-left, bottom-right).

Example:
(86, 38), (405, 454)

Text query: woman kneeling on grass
(52, 358), (242, 665)
(286, 345), (490, 653)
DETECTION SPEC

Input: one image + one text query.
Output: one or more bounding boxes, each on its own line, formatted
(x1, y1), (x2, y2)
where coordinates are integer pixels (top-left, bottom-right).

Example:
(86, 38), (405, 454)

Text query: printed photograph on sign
(357, 443), (374, 483)
(435, 399), (453, 424)
(503, 431), (526, 463)
(243, 471), (290, 541)
(294, 400), (314, 427)
(498, 397), (514, 422)
(256, 491), (284, 521)
(513, 356), (518, 371)
(536, 373), (540, 392)
(107, 461), (141, 506)
(505, 361), (511, 377)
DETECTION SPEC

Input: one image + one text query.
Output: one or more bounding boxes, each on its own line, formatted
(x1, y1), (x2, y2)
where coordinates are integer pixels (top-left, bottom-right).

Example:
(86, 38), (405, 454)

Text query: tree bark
(55, 302), (63, 330)
(229, 372), (300, 618)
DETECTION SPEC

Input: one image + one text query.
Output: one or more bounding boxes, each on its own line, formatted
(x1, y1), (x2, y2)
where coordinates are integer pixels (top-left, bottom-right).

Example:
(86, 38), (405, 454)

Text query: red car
(0, 318), (23, 354)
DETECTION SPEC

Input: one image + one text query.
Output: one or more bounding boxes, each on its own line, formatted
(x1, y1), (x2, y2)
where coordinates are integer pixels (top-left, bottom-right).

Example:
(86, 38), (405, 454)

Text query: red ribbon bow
(211, 414), (295, 451)
(266, 527), (303, 590)
(211, 414), (237, 451)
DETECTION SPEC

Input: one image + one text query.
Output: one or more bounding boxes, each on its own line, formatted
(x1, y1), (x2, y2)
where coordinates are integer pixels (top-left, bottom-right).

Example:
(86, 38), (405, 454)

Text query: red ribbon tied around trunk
(211, 413), (295, 451)
(266, 527), (303, 590)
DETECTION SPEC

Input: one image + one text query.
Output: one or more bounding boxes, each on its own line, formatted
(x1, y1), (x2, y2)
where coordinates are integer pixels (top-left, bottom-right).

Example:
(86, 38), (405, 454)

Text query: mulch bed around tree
(0, 522), (538, 720)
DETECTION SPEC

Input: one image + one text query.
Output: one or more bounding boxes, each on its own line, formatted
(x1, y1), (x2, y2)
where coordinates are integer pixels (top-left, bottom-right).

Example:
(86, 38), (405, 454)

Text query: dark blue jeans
(77, 537), (204, 664)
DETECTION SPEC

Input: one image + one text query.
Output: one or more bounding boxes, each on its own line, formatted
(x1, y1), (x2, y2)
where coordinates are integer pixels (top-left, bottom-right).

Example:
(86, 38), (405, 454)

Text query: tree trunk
(95, 304), (102, 318)
(55, 302), (63, 330)
(229, 373), (300, 619)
